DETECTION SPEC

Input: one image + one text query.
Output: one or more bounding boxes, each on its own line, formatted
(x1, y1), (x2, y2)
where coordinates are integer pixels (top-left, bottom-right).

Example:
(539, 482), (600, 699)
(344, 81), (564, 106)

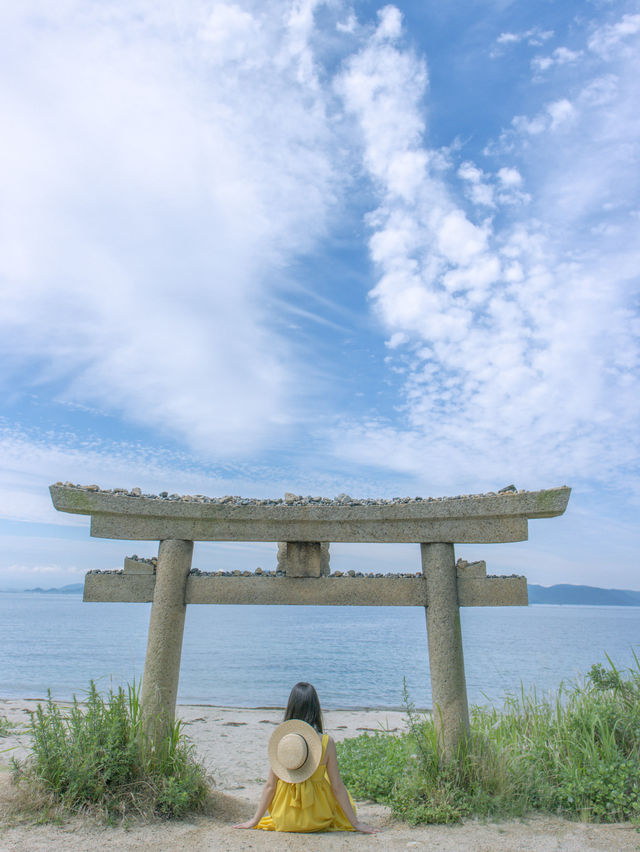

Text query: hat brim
(268, 719), (323, 783)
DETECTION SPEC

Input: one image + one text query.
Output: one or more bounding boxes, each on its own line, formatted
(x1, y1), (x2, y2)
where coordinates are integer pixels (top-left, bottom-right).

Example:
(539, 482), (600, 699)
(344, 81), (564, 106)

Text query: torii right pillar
(422, 543), (469, 761)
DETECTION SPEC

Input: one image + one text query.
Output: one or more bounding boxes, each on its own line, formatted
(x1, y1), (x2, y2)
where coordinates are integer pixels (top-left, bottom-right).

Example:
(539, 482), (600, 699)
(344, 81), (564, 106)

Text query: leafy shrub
(337, 657), (640, 825)
(11, 681), (208, 820)
(336, 729), (413, 802)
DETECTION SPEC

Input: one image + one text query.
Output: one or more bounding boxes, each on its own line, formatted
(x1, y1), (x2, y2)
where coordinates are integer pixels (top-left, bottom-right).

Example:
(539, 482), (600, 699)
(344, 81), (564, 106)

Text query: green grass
(337, 656), (640, 825)
(10, 681), (209, 821)
(0, 716), (16, 737)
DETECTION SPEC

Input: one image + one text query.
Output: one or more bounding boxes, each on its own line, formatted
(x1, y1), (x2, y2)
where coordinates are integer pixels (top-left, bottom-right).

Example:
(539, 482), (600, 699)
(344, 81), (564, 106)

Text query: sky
(0, 0), (638, 590)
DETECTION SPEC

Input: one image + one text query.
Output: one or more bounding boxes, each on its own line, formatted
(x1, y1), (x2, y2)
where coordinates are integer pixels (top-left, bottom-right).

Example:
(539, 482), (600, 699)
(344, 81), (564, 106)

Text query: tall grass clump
(0, 715), (15, 737)
(11, 681), (208, 821)
(337, 656), (640, 825)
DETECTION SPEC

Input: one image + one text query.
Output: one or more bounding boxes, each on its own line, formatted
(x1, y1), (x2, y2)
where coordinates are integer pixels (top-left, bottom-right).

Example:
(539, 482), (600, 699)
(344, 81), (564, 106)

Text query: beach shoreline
(1, 698), (638, 851)
(0, 699), (411, 791)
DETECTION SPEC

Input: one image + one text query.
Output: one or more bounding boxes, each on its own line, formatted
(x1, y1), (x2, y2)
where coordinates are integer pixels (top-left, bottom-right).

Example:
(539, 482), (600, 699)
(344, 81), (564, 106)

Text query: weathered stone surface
(83, 571), (528, 607)
(49, 485), (570, 543)
(456, 559), (486, 578)
(421, 542), (470, 760)
(85, 572), (155, 602)
(276, 541), (330, 577)
(319, 543), (330, 576)
(457, 575), (527, 606)
(89, 514), (529, 543)
(140, 540), (193, 736)
(124, 556), (155, 574)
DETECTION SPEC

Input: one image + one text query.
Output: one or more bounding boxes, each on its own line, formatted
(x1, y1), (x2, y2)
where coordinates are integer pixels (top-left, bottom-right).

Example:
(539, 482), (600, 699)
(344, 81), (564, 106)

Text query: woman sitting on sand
(233, 681), (379, 834)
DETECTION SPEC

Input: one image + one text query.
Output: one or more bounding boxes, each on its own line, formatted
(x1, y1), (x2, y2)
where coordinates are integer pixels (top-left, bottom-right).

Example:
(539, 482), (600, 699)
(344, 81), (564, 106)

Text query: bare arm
(232, 768), (278, 829)
(324, 737), (380, 834)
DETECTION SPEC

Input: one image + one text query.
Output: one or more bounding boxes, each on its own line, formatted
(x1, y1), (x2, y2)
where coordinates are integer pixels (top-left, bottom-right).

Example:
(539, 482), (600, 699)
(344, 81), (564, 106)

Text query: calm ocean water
(1, 592), (639, 709)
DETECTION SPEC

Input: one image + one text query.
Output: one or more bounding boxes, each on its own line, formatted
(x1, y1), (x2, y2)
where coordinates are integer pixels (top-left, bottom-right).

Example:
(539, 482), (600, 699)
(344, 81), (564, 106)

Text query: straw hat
(268, 719), (323, 783)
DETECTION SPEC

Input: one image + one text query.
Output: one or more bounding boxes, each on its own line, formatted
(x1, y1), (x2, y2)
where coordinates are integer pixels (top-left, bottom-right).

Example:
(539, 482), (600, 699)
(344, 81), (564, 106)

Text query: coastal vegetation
(10, 681), (208, 821)
(0, 715), (15, 737)
(337, 656), (640, 825)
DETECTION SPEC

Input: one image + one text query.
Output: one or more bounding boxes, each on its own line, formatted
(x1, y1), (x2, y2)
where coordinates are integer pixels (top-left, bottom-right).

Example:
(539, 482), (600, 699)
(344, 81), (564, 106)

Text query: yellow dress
(256, 734), (356, 832)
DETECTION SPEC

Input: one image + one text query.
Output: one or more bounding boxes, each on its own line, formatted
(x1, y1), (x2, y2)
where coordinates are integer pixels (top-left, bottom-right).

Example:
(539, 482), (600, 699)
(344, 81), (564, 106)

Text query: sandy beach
(1, 699), (638, 851)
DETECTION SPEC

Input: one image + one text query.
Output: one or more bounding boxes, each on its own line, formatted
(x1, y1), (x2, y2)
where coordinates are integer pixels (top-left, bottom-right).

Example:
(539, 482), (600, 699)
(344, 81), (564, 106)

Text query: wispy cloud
(0, 0), (343, 455)
(532, 46), (582, 74)
(1, 1), (639, 512)
(587, 12), (640, 58)
(332, 6), (640, 496)
(490, 26), (554, 58)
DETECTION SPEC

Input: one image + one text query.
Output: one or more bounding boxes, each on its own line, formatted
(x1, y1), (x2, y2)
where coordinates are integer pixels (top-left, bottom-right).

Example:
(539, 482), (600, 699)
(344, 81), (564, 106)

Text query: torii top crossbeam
(49, 484), (570, 543)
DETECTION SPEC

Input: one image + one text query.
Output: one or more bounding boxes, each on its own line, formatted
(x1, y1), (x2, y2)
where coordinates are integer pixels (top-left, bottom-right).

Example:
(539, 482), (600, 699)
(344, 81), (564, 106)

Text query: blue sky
(1, 0), (638, 590)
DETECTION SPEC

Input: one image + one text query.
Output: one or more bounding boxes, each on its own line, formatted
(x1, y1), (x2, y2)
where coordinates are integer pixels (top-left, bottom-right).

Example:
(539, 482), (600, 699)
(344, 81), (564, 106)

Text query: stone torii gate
(50, 483), (570, 758)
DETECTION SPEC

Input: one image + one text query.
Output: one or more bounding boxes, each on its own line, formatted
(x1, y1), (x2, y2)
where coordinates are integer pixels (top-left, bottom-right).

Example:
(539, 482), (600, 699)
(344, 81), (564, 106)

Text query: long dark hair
(283, 682), (323, 733)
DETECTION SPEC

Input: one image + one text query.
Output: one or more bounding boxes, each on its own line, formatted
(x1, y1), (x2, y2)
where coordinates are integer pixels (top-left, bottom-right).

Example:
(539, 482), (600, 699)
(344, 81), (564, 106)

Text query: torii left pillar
(140, 539), (193, 739)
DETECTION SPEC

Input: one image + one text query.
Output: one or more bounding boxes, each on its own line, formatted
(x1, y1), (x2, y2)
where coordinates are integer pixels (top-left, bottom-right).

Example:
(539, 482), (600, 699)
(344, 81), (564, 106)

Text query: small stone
(333, 571), (343, 577)
(284, 492), (299, 503)
(159, 491), (168, 497)
(499, 484), (517, 493)
(232, 569), (241, 576)
(347, 569), (356, 577)
(131, 487), (142, 496)
(255, 567), (263, 574)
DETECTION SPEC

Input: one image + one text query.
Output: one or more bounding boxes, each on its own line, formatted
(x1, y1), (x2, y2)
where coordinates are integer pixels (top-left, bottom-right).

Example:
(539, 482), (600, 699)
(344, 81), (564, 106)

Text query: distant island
(527, 584), (640, 606)
(4, 581), (640, 605)
(21, 583), (85, 594)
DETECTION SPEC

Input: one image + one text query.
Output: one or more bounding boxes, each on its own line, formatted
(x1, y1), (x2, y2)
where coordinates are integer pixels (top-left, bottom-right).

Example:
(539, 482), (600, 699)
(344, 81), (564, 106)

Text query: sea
(1, 592), (639, 710)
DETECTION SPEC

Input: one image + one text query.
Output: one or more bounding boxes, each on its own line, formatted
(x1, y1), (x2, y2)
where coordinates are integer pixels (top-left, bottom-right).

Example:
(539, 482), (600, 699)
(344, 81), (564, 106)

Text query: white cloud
(510, 97), (576, 137)
(0, 0), (340, 456)
(532, 46), (582, 74)
(458, 162), (495, 208)
(588, 12), (640, 58)
(491, 27), (554, 58)
(375, 5), (403, 42)
(497, 167), (522, 188)
(437, 210), (489, 265)
(332, 5), (640, 499)
(547, 97), (576, 129)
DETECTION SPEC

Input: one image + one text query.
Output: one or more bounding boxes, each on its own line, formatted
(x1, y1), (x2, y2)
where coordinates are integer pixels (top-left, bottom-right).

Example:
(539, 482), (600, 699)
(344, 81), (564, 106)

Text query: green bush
(336, 730), (413, 802)
(12, 681), (209, 820)
(337, 657), (640, 825)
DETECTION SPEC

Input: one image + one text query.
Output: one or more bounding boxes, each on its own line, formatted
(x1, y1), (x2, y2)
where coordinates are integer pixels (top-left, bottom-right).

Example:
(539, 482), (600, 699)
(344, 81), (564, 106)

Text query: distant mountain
(22, 583), (84, 594)
(528, 584), (640, 606)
